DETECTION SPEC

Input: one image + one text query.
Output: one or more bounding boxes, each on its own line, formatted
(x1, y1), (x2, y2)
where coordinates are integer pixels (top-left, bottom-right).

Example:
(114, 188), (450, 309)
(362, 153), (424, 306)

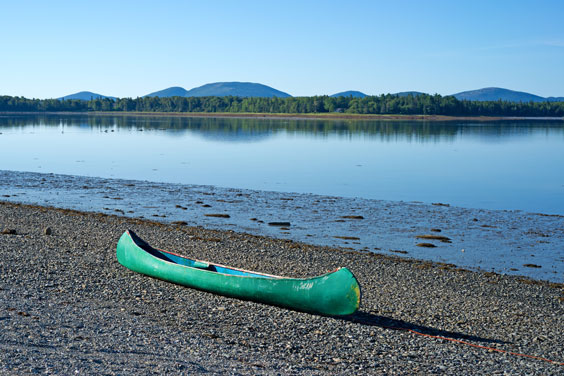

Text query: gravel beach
(1, 201), (562, 375)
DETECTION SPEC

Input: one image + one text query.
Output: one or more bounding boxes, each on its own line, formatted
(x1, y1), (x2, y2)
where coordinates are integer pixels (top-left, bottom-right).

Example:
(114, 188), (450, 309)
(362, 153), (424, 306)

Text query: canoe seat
(193, 260), (210, 269)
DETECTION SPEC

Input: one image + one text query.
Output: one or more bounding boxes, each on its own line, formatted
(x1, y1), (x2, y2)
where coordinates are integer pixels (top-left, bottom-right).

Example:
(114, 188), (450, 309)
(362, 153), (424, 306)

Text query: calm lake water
(1, 114), (563, 214)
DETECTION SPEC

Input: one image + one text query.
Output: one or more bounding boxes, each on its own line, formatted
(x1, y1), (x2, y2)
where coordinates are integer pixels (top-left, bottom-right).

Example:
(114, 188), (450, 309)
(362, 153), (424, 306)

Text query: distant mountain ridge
(394, 91), (426, 97)
(145, 82), (291, 98)
(452, 87), (563, 102)
(330, 91), (367, 98)
(56, 85), (563, 103)
(59, 91), (116, 100)
(143, 86), (189, 97)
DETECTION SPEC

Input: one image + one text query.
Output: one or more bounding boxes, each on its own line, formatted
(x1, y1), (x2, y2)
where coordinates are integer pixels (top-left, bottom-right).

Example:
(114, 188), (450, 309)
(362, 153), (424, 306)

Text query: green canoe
(116, 230), (361, 316)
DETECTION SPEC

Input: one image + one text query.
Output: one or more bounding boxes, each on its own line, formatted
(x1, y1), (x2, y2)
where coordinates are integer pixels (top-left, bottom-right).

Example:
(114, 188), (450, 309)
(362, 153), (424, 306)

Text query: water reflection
(2, 114), (562, 142)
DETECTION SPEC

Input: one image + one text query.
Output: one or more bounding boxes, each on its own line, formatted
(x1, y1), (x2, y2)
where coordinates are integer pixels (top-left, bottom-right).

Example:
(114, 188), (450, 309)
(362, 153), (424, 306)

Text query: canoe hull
(116, 230), (361, 316)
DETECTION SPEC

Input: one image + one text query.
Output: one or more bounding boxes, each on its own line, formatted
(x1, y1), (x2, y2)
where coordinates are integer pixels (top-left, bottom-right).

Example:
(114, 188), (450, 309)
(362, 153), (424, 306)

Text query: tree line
(1, 94), (563, 117)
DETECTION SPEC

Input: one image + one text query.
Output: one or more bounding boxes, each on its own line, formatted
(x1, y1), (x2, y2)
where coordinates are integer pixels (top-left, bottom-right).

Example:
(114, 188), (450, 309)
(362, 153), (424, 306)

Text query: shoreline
(4, 200), (563, 289)
(0, 200), (562, 374)
(1, 110), (563, 122)
(2, 169), (563, 283)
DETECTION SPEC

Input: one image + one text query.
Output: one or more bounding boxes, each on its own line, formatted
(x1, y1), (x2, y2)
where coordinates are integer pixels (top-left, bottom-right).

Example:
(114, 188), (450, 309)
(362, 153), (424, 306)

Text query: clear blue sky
(1, 0), (563, 98)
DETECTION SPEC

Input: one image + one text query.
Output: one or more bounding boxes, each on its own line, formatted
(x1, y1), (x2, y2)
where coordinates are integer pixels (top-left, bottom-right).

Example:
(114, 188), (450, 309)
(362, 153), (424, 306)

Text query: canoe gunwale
(125, 229), (341, 281)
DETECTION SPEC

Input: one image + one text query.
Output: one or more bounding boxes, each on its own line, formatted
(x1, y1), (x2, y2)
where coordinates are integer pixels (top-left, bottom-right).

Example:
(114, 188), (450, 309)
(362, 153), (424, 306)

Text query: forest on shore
(1, 93), (563, 117)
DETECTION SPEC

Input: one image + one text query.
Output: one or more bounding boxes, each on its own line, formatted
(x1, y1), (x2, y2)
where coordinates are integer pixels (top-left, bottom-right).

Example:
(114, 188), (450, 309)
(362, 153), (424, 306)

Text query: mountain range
(59, 91), (116, 101)
(452, 87), (564, 102)
(57, 83), (563, 103)
(145, 82), (291, 98)
(330, 91), (367, 98)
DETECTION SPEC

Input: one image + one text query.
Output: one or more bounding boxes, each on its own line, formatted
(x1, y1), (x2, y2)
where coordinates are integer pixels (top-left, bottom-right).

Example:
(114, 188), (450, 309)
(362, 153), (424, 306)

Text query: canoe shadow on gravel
(342, 311), (507, 345)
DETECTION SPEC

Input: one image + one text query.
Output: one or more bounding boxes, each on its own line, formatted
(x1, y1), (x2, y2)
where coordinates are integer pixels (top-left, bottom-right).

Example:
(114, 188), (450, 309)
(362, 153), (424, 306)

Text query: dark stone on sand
(205, 214), (231, 218)
(268, 222), (291, 227)
(1, 229), (17, 235)
(416, 243), (437, 248)
(44, 227), (52, 235)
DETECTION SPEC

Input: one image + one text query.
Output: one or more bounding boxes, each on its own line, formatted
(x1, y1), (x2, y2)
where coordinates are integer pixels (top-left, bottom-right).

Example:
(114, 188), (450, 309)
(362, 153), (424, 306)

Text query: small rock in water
(268, 222), (291, 227)
(334, 235), (360, 240)
(171, 221), (188, 226)
(390, 249), (408, 254)
(44, 227), (52, 235)
(205, 214), (230, 218)
(416, 234), (451, 243)
(416, 243), (437, 248)
(341, 215), (364, 220)
(523, 264), (542, 268)
(430, 228), (442, 232)
(432, 202), (450, 207)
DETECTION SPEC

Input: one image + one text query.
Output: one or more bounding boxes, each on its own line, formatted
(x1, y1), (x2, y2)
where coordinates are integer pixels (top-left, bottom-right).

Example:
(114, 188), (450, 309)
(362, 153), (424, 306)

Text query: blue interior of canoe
(129, 231), (273, 279)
